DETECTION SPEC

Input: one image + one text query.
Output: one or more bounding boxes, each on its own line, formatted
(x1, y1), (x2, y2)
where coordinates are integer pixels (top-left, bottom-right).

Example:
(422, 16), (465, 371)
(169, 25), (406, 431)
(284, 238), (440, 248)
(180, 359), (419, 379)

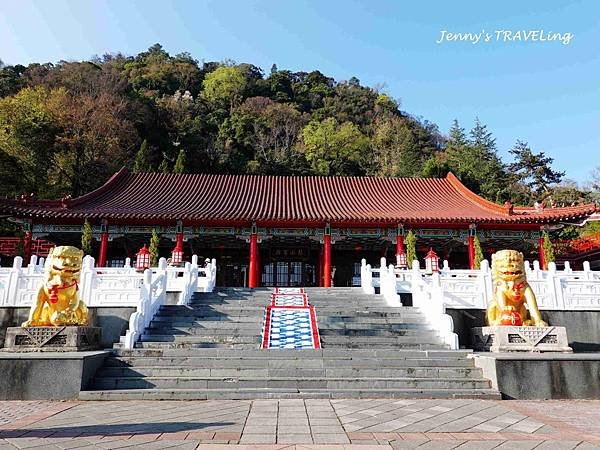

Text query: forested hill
(0, 44), (587, 207)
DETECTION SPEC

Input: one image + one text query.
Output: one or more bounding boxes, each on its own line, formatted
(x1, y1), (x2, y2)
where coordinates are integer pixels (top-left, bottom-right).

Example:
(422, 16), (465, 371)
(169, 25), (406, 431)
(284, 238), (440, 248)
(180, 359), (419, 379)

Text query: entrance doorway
(262, 262), (317, 287)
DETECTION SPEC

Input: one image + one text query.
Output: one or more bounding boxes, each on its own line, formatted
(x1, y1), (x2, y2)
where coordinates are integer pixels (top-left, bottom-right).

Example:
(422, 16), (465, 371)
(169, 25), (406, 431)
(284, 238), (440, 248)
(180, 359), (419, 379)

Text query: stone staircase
(79, 287), (499, 400)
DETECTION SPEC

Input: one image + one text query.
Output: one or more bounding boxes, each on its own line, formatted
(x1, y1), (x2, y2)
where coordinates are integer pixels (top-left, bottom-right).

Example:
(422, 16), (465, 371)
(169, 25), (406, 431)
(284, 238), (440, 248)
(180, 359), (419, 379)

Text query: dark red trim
(261, 305), (272, 349)
(309, 306), (321, 349)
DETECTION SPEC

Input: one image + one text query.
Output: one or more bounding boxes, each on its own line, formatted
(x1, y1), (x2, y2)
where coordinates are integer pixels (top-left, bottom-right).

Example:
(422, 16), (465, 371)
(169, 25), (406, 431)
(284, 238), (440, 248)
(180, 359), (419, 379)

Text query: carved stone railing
(360, 258), (600, 311)
(123, 258), (168, 349)
(0, 254), (216, 307)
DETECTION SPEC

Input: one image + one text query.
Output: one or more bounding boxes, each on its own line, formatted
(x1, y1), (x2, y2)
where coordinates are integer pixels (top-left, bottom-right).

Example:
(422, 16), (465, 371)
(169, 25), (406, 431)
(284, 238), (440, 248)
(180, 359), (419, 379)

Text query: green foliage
(405, 230), (417, 267)
(444, 118), (508, 202)
(134, 139), (152, 172)
(473, 235), (484, 270)
(542, 231), (555, 269)
(173, 148), (186, 174)
(0, 44), (577, 206)
(299, 117), (369, 175)
(371, 116), (425, 177)
(81, 219), (93, 255)
(202, 65), (247, 110)
(508, 140), (564, 203)
(149, 228), (160, 267)
(158, 157), (170, 173)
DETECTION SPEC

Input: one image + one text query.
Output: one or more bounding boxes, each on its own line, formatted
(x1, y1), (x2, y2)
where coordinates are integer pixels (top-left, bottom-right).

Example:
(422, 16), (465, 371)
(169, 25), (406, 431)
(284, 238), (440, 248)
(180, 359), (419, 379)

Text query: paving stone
(390, 440), (429, 449)
(239, 433), (276, 444)
(277, 434), (314, 444)
(493, 441), (544, 449)
(312, 433), (351, 444)
(454, 441), (506, 450)
(534, 442), (582, 450)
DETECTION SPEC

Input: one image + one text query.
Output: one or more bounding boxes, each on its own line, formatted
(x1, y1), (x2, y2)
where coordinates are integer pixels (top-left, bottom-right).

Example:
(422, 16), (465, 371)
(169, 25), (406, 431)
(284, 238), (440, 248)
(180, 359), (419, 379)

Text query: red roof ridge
(445, 172), (507, 215)
(69, 167), (130, 208)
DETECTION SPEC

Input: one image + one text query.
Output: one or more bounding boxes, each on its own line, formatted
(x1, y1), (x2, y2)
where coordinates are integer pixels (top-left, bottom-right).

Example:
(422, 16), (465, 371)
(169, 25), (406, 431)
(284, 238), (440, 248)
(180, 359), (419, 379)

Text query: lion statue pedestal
(3, 246), (101, 352)
(473, 249), (571, 353)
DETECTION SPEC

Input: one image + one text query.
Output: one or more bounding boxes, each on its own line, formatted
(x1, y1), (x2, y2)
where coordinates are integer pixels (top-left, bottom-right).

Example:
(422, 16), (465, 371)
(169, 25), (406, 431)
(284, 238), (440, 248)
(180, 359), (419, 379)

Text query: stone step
(139, 335), (262, 343)
(79, 387), (501, 400)
(110, 348), (473, 358)
(103, 356), (476, 368)
(319, 335), (443, 345)
(96, 366), (482, 379)
(90, 376), (492, 390)
(317, 329), (438, 338)
(147, 322), (432, 332)
(131, 342), (261, 349)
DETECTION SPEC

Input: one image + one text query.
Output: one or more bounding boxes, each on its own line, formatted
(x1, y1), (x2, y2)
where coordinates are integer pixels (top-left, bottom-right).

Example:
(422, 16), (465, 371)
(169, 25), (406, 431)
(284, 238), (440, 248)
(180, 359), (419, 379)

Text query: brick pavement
(0, 399), (598, 449)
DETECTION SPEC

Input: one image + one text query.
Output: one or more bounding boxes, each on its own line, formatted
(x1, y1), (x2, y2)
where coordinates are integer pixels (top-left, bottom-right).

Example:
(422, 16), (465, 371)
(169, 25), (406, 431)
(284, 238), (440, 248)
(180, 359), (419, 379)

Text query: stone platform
(0, 351), (109, 400)
(473, 325), (572, 353)
(3, 326), (101, 352)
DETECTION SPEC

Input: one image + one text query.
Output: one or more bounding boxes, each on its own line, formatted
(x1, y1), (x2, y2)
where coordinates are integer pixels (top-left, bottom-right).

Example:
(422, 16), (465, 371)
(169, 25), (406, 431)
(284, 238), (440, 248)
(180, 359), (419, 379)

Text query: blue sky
(1, 0), (599, 183)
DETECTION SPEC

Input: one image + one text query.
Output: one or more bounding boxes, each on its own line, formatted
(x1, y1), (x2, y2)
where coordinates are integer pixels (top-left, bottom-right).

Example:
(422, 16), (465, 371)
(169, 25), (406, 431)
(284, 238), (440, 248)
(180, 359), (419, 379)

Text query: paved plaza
(0, 399), (599, 449)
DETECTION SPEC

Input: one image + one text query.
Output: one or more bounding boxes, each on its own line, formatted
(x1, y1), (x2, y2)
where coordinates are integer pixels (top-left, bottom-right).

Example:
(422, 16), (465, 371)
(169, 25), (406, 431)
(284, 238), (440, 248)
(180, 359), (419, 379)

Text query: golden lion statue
(486, 249), (548, 327)
(22, 246), (90, 327)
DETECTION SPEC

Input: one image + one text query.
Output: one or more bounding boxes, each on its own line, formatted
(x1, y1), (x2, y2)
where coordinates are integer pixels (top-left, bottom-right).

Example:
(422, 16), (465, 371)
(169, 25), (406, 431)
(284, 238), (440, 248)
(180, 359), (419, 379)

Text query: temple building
(0, 168), (596, 287)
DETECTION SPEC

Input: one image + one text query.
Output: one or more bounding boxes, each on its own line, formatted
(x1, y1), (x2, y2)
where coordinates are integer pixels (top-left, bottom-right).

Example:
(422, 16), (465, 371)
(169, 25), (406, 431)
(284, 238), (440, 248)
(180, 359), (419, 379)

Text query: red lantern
(171, 242), (184, 266)
(500, 310), (523, 326)
(136, 244), (151, 271)
(425, 248), (439, 274)
(396, 252), (408, 269)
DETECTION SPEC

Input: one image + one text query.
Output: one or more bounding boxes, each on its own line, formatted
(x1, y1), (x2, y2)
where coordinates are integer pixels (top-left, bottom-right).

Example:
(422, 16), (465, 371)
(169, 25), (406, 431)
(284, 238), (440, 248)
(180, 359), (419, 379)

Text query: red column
(539, 236), (546, 270)
(98, 230), (109, 267)
(396, 235), (405, 257)
(248, 233), (258, 288)
(467, 235), (475, 270)
(175, 232), (184, 249)
(23, 230), (33, 263)
(256, 248), (261, 287)
(323, 235), (331, 288)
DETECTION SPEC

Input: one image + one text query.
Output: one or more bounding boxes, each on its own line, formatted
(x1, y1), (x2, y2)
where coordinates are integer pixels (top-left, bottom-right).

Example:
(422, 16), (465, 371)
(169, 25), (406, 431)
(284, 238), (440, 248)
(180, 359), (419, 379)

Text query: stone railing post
(5, 257), (23, 306)
(583, 261), (592, 280)
(79, 255), (96, 306)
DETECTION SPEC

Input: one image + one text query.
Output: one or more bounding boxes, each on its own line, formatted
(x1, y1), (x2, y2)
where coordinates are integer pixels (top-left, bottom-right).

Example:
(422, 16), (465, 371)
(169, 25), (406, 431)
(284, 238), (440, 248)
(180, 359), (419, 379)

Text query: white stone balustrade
(123, 258), (168, 349)
(360, 257), (600, 350)
(360, 258), (600, 311)
(0, 254), (216, 307)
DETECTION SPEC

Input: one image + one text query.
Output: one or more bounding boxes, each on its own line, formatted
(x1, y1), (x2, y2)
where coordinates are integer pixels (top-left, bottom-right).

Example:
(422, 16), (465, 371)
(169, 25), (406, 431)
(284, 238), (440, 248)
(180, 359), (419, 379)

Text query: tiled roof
(0, 169), (595, 225)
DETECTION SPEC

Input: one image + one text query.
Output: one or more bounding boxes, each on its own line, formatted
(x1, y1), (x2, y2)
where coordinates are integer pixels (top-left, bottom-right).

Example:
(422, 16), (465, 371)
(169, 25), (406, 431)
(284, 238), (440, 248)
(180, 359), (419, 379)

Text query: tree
(201, 65), (247, 111)
(81, 219), (93, 255)
(473, 235), (484, 270)
(542, 231), (555, 270)
(444, 118), (508, 201)
(149, 228), (160, 267)
(173, 148), (186, 174)
(222, 97), (308, 174)
(405, 230), (417, 267)
(508, 140), (564, 202)
(158, 157), (170, 173)
(0, 86), (59, 197)
(371, 116), (423, 177)
(134, 139), (152, 172)
(298, 117), (369, 175)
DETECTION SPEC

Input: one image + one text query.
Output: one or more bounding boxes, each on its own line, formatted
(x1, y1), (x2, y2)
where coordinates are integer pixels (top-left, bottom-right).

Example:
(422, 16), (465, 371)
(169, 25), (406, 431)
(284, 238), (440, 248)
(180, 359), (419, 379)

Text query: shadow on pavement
(0, 421), (236, 438)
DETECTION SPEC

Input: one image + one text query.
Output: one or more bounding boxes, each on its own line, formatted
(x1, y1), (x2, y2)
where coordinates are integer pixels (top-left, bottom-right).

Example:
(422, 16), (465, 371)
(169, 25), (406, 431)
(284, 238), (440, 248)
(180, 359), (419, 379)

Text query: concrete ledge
(472, 352), (600, 399)
(0, 350), (109, 400)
